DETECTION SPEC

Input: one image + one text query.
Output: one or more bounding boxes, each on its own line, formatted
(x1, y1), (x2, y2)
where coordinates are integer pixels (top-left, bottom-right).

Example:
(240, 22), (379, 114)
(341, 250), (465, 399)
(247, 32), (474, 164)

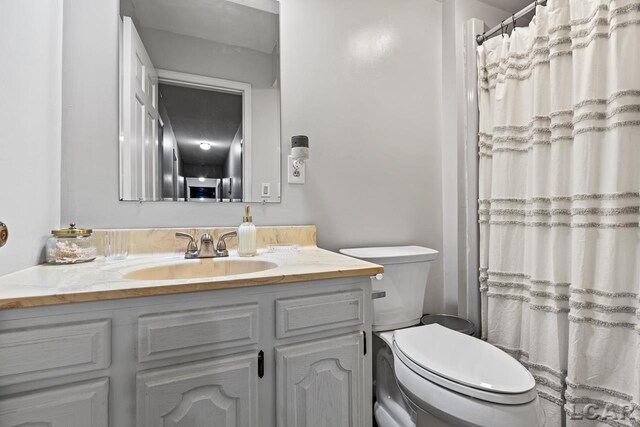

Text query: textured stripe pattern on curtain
(477, 0), (640, 425)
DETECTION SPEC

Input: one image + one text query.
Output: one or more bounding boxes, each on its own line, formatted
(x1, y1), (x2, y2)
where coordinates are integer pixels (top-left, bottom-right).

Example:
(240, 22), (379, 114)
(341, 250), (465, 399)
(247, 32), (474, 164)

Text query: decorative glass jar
(46, 223), (97, 264)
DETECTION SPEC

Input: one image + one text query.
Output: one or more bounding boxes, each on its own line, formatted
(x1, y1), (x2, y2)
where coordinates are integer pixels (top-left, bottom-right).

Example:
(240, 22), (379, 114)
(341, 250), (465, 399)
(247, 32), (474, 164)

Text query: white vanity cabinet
(0, 277), (372, 427)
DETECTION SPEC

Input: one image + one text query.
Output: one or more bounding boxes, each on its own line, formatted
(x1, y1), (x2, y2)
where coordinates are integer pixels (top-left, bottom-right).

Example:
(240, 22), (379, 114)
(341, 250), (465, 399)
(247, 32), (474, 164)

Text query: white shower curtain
(477, 0), (640, 425)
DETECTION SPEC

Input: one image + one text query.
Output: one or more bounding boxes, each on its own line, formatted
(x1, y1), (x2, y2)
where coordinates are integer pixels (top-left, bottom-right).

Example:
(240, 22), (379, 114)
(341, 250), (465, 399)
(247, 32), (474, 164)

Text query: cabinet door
(276, 332), (365, 427)
(0, 378), (108, 427)
(137, 353), (258, 427)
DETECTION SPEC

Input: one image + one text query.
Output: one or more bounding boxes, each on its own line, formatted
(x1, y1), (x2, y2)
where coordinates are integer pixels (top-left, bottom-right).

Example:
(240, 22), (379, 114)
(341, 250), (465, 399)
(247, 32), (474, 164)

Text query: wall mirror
(119, 0), (281, 203)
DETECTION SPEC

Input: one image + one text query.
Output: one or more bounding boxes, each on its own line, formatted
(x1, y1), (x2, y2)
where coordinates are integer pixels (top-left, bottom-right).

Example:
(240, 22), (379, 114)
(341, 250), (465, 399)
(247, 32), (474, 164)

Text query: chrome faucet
(198, 233), (216, 258)
(176, 231), (237, 259)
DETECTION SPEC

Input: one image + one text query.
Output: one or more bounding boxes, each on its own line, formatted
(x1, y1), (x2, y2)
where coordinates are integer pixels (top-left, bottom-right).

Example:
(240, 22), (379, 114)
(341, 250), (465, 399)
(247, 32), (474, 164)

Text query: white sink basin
(123, 258), (278, 281)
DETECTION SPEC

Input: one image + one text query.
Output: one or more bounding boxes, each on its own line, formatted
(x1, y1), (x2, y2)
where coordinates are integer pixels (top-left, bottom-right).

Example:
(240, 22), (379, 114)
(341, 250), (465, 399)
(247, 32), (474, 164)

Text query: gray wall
(0, 0), (62, 276)
(61, 0), (445, 313)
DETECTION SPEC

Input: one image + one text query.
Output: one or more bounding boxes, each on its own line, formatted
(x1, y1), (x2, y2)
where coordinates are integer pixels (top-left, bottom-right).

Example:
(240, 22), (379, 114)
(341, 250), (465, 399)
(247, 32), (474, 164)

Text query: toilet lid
(393, 324), (535, 395)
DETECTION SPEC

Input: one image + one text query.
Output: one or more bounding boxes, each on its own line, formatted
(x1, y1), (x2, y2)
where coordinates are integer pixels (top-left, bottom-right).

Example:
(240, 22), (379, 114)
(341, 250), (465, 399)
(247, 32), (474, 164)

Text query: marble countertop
(0, 247), (383, 309)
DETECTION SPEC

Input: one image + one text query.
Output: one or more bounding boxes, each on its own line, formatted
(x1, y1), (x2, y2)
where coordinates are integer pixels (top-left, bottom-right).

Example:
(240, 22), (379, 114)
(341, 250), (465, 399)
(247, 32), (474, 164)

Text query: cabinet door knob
(0, 222), (7, 247)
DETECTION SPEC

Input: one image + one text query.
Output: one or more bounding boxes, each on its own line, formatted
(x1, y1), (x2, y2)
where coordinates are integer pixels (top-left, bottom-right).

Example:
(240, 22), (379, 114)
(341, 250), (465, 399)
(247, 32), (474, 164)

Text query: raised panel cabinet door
(137, 353), (258, 427)
(0, 378), (109, 427)
(276, 332), (365, 427)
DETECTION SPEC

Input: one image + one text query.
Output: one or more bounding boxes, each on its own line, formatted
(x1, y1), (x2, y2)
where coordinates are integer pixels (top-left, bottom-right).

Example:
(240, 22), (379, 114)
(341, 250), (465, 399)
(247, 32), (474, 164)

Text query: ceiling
(128, 0), (279, 54)
(159, 84), (242, 166)
(478, 0), (533, 13)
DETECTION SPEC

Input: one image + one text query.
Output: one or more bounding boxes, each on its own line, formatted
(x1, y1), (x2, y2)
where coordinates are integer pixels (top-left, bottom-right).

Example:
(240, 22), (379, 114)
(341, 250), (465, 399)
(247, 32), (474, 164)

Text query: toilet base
(374, 401), (415, 427)
(374, 400), (454, 427)
(415, 409), (455, 427)
(373, 335), (417, 427)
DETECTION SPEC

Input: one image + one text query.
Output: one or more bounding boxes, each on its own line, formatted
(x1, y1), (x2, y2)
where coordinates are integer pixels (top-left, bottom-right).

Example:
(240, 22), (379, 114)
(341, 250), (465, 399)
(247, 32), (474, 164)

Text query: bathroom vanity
(0, 226), (382, 427)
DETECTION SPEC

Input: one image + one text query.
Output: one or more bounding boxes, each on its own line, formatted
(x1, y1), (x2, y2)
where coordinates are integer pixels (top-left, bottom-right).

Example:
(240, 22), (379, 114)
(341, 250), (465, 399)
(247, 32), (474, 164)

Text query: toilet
(339, 246), (545, 427)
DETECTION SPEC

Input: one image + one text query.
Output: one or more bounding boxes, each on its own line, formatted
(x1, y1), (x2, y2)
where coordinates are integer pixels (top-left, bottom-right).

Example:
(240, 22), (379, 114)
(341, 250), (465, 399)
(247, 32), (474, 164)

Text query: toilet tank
(340, 246), (439, 332)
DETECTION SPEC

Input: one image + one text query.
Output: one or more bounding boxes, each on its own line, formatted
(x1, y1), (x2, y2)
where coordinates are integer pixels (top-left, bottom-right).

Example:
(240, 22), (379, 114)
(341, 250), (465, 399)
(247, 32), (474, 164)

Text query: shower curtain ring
(500, 21), (505, 36)
(512, 14), (516, 29)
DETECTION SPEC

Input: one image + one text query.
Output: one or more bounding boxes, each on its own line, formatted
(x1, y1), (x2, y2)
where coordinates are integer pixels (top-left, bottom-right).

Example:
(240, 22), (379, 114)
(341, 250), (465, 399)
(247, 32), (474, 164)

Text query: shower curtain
(477, 0), (640, 425)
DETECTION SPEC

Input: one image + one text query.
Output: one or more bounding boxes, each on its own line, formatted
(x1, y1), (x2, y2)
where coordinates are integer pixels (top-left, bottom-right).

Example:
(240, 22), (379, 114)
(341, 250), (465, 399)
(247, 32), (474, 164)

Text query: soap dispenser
(238, 205), (257, 257)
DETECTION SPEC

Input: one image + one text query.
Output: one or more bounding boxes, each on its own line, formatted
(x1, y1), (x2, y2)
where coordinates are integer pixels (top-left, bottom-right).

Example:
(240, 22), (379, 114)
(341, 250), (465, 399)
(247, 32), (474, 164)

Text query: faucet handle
(216, 231), (238, 256)
(176, 232), (198, 257)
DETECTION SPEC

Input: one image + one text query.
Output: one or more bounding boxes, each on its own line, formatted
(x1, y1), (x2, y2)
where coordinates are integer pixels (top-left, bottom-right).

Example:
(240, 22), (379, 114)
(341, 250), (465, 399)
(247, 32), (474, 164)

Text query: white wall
(0, 0), (63, 276)
(440, 0), (513, 314)
(61, 0), (445, 312)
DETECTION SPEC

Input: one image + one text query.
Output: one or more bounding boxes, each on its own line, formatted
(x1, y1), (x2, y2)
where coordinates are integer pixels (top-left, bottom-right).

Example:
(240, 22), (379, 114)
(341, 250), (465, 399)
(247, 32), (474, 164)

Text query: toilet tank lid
(339, 246), (438, 264)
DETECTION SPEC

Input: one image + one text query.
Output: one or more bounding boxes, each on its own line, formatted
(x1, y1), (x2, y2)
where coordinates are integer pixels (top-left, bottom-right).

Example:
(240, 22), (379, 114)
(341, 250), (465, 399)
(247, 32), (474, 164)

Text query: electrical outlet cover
(288, 156), (305, 184)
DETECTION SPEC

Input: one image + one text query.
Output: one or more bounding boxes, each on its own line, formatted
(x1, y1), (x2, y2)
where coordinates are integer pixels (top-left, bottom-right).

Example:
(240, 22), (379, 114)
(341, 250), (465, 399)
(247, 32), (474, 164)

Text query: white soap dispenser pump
(238, 205), (257, 257)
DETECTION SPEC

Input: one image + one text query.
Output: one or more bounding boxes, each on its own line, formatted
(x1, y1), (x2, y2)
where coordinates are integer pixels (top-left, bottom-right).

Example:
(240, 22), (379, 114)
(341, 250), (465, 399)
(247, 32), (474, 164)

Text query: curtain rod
(476, 0), (547, 45)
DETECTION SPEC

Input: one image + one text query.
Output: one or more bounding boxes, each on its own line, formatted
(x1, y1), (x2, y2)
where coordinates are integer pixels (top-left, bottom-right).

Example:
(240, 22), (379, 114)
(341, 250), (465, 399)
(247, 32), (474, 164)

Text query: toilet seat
(392, 324), (538, 405)
(393, 356), (546, 427)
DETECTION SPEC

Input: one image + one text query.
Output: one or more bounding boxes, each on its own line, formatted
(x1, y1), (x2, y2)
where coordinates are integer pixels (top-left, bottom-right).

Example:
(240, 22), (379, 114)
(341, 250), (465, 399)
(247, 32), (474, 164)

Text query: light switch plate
(261, 183), (271, 197)
(287, 156), (305, 184)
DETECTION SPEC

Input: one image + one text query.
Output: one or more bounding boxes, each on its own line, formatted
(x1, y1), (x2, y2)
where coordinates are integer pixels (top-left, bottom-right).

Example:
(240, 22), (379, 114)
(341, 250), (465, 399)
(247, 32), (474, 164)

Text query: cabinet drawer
(0, 319), (111, 385)
(138, 303), (259, 362)
(276, 290), (364, 339)
(0, 378), (109, 427)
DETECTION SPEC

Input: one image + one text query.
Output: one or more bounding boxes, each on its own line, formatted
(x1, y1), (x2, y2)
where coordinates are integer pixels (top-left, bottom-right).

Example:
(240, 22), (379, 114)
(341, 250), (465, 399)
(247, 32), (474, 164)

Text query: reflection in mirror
(119, 0), (281, 203)
(155, 73), (249, 202)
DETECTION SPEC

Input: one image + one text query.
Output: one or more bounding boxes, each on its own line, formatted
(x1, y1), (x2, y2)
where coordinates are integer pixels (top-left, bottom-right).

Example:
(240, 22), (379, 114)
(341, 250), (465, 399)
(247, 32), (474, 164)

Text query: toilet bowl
(339, 246), (545, 427)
